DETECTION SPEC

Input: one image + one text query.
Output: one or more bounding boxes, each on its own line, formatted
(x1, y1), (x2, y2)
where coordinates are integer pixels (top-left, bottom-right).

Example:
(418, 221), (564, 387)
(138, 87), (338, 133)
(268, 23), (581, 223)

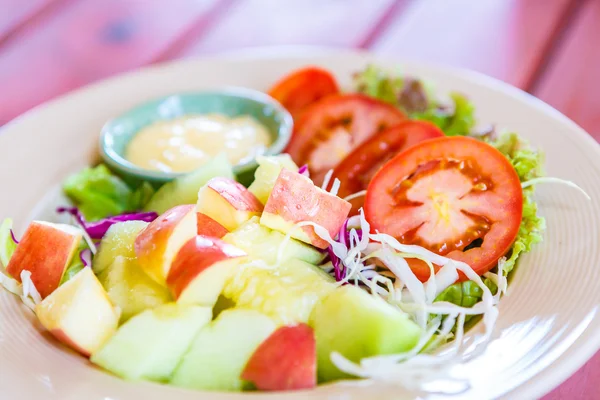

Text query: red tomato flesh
(268, 67), (339, 119)
(333, 120), (444, 214)
(286, 94), (406, 184)
(365, 136), (523, 281)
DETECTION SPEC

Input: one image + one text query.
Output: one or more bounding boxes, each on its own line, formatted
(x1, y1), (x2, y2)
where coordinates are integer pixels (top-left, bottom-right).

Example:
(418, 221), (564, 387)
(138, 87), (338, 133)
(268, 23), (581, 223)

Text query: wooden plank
(534, 0), (600, 139)
(543, 353), (600, 399)
(0, 0), (223, 124)
(370, 0), (574, 89)
(0, 0), (60, 41)
(176, 0), (398, 56)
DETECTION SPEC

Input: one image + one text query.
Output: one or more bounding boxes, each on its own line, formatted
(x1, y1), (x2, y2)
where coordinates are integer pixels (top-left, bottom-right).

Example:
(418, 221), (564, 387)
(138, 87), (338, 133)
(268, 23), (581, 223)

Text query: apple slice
(171, 308), (276, 391)
(241, 324), (316, 391)
(36, 267), (119, 356)
(310, 285), (422, 382)
(166, 236), (246, 307)
(196, 177), (263, 232)
(135, 205), (197, 285)
(91, 303), (211, 382)
(196, 212), (229, 238)
(260, 169), (351, 249)
(7, 221), (82, 298)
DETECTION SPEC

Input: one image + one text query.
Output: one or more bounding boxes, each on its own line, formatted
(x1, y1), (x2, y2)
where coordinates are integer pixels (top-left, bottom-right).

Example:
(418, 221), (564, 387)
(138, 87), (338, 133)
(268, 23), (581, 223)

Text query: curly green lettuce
(63, 164), (154, 221)
(354, 65), (476, 136)
(436, 132), (545, 306)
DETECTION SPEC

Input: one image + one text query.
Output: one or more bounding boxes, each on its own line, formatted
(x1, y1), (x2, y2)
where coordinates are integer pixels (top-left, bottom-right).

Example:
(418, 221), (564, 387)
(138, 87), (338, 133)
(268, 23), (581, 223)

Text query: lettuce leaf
(489, 132), (546, 274)
(354, 65), (476, 135)
(0, 218), (17, 268)
(63, 165), (154, 221)
(435, 278), (497, 308)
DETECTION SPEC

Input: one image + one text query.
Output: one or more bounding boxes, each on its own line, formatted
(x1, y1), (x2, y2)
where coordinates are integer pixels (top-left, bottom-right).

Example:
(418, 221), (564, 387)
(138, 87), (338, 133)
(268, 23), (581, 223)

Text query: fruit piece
(98, 256), (172, 323)
(196, 177), (263, 232)
(92, 220), (149, 275)
(166, 236), (246, 307)
(36, 267), (119, 356)
(223, 217), (324, 266)
(134, 205), (197, 285)
(144, 153), (234, 214)
(333, 121), (444, 214)
(242, 324), (316, 391)
(365, 136), (523, 281)
(91, 303), (211, 382)
(223, 259), (335, 325)
(310, 285), (422, 382)
(260, 169), (351, 249)
(248, 154), (299, 204)
(268, 66), (339, 119)
(285, 94), (406, 183)
(196, 212), (228, 238)
(171, 309), (276, 391)
(7, 221), (82, 298)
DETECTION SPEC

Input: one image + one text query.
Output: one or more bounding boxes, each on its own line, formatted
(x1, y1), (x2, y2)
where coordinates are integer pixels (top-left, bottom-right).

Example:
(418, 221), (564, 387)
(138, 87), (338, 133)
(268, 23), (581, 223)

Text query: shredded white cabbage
(320, 169), (334, 191)
(20, 270), (41, 305)
(343, 190), (367, 202)
(0, 270), (41, 311)
(521, 177), (591, 200)
(279, 209), (502, 392)
(329, 178), (341, 197)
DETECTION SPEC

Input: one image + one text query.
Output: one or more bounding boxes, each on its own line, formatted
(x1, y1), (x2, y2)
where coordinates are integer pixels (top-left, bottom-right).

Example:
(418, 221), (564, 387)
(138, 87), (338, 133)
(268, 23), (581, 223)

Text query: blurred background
(0, 0), (598, 397)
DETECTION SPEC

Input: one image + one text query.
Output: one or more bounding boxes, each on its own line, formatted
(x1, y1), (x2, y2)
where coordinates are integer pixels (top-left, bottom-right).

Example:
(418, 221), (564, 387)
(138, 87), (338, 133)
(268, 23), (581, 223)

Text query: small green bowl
(99, 88), (293, 186)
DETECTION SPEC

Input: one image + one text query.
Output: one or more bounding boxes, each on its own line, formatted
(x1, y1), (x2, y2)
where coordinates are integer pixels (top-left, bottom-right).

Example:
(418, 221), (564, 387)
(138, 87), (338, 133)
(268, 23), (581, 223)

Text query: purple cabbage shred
(57, 206), (158, 239)
(9, 229), (19, 244)
(298, 164), (310, 177)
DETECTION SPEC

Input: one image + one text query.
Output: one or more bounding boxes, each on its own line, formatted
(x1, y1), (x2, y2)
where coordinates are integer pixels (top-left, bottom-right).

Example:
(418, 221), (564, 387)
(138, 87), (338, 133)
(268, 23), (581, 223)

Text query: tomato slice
(268, 67), (339, 119)
(365, 136), (523, 281)
(333, 121), (444, 214)
(286, 94), (406, 183)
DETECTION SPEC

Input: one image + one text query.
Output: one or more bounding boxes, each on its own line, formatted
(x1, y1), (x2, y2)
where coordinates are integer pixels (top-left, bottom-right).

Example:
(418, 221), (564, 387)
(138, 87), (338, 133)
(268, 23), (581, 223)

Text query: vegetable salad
(0, 64), (583, 394)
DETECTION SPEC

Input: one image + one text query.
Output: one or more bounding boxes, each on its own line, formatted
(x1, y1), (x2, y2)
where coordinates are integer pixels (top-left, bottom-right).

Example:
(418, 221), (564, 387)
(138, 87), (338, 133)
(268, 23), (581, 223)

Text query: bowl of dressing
(99, 88), (293, 186)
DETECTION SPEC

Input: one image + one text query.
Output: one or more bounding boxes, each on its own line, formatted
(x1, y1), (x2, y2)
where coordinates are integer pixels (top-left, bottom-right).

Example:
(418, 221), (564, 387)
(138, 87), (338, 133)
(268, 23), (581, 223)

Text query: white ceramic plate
(1, 49), (599, 400)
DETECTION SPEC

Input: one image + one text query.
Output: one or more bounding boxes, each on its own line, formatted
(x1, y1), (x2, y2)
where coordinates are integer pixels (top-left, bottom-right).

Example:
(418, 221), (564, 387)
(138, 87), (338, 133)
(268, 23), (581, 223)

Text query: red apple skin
(207, 177), (264, 212)
(241, 323), (316, 391)
(264, 169), (351, 249)
(197, 213), (229, 238)
(6, 222), (80, 298)
(166, 235), (246, 300)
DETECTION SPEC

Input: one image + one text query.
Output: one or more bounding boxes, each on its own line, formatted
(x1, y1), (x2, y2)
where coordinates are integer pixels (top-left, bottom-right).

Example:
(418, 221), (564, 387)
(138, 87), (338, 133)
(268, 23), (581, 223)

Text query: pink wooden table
(0, 0), (598, 397)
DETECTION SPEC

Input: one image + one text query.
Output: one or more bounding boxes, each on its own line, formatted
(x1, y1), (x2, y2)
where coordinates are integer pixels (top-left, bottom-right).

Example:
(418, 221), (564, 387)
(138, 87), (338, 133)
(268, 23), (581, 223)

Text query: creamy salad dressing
(125, 114), (272, 173)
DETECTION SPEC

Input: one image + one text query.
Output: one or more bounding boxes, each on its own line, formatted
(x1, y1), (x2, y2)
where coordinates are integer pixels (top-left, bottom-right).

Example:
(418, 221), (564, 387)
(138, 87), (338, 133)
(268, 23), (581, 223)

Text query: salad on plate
(0, 65), (584, 393)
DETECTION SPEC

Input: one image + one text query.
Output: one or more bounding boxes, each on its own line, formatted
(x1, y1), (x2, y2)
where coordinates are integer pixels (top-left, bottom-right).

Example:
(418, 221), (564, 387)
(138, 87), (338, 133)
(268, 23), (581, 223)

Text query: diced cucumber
(91, 303), (211, 382)
(171, 309), (275, 391)
(92, 220), (149, 275)
(223, 259), (335, 325)
(98, 256), (172, 323)
(248, 155), (298, 204)
(310, 285), (422, 382)
(144, 153), (234, 214)
(222, 217), (324, 266)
